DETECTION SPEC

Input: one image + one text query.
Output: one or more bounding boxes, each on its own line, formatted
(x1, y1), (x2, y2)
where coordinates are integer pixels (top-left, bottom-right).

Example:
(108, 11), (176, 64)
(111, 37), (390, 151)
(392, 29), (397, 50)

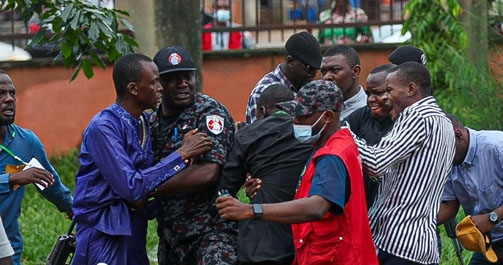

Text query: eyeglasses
(297, 60), (318, 74)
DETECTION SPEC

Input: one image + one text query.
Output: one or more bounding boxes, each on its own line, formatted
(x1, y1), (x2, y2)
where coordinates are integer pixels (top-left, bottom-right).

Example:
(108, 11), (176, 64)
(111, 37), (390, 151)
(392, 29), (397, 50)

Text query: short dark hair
(113, 53), (153, 99)
(323, 45), (360, 67)
(370, 63), (395, 74)
(387, 62), (432, 96)
(445, 113), (463, 129)
(257, 84), (295, 108)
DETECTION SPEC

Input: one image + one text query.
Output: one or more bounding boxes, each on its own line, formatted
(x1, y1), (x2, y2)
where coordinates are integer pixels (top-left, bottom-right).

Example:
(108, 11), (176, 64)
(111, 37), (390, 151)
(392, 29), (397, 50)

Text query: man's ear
(324, 110), (335, 124)
(260, 106), (267, 117)
(408, 81), (418, 96)
(286, 55), (294, 64)
(128, 82), (138, 96)
(352, 64), (361, 79)
(454, 129), (463, 139)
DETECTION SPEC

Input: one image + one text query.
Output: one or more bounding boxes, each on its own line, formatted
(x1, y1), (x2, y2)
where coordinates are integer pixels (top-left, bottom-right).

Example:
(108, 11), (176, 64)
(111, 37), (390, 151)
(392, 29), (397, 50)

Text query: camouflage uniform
(151, 92), (237, 265)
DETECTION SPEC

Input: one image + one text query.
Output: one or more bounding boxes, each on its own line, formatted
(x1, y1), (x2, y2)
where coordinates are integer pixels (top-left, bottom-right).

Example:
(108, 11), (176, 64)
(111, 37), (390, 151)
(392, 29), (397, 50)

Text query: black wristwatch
(252, 204), (263, 220)
(489, 211), (499, 224)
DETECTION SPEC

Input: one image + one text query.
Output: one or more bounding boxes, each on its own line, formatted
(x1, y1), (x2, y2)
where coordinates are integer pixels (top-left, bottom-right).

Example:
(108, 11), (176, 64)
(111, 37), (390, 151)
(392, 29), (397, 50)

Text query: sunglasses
(297, 60), (318, 74)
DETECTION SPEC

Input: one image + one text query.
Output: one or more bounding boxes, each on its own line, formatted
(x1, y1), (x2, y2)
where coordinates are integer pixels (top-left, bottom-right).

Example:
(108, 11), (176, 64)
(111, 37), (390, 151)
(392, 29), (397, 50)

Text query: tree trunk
(154, 0), (203, 91)
(459, 0), (489, 72)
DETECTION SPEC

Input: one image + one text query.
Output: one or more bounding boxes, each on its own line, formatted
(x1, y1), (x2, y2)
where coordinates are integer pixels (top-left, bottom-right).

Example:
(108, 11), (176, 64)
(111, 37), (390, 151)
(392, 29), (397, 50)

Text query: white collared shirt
(340, 85), (367, 120)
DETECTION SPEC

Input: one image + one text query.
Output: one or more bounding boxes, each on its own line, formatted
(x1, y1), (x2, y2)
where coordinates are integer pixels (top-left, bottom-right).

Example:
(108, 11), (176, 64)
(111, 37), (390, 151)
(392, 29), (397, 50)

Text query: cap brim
(484, 247), (498, 263)
(276, 100), (298, 115)
(483, 234), (498, 263)
(306, 58), (322, 69)
(159, 68), (197, 75)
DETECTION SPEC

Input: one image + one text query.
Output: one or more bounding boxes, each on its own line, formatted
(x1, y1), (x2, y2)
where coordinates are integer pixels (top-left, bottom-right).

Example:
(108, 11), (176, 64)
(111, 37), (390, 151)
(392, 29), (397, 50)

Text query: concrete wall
(117, 0), (156, 56)
(1, 46), (394, 155)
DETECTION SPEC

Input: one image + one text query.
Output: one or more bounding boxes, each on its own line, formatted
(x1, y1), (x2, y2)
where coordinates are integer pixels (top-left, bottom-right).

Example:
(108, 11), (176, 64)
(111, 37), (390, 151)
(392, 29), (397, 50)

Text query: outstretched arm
(154, 162), (221, 194)
(216, 195), (331, 224)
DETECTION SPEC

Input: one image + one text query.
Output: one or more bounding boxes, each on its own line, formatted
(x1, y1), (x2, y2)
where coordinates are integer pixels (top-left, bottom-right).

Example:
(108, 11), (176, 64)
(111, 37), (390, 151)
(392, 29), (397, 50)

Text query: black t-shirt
(219, 114), (312, 263)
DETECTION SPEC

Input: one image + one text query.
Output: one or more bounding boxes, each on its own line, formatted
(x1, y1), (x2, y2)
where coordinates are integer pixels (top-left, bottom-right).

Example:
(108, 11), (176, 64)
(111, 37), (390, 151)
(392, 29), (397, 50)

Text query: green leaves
(11, 0), (138, 81)
(403, 0), (503, 129)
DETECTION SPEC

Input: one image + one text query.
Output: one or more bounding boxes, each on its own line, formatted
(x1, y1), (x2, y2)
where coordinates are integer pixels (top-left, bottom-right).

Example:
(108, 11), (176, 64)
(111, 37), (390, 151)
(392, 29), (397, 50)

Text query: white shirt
(341, 85), (367, 120)
(211, 32), (231, 51)
(354, 96), (455, 264)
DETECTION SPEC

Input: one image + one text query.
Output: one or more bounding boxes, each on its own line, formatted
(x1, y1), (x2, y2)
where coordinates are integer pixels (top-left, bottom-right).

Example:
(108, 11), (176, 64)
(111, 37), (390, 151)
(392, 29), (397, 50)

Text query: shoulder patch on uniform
(206, 115), (224, 135)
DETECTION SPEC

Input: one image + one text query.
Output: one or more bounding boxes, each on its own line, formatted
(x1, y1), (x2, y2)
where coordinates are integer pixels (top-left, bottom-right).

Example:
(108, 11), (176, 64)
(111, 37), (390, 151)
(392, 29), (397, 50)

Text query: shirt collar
(2, 124), (16, 146)
(343, 85), (366, 109)
(110, 103), (141, 128)
(275, 64), (295, 91)
(273, 110), (291, 116)
(410, 96), (435, 108)
(462, 127), (477, 167)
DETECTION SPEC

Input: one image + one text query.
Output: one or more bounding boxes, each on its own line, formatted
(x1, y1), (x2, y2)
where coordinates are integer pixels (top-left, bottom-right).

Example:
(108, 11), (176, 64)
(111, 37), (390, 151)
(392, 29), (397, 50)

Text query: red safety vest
(292, 128), (378, 265)
(202, 23), (242, 51)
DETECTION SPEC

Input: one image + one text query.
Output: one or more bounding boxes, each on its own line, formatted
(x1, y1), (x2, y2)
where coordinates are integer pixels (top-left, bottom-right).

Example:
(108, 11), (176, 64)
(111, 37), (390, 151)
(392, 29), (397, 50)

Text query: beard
(0, 116), (14, 126)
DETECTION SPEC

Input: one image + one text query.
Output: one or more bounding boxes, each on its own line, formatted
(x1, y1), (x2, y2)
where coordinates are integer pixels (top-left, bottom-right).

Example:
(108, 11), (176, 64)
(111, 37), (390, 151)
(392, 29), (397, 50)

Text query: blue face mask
(215, 10), (231, 23)
(293, 111), (327, 144)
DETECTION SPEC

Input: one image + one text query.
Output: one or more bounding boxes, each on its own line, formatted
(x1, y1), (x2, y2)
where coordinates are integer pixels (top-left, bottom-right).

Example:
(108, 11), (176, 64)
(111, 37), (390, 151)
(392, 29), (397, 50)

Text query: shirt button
(339, 236), (343, 241)
(299, 239), (303, 244)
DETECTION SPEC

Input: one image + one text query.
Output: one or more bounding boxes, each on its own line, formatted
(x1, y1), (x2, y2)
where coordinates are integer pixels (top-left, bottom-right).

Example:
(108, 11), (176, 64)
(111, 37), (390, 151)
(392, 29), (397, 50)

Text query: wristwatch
(489, 211), (499, 224)
(252, 204), (263, 220)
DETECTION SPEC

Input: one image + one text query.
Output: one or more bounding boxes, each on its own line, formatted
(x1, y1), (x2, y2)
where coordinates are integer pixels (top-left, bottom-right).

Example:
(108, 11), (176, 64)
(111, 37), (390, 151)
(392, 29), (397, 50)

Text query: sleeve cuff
(145, 152), (186, 192)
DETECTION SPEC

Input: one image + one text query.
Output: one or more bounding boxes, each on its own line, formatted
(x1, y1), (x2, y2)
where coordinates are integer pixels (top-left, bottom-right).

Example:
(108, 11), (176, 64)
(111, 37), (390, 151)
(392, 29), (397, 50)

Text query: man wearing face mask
(218, 84), (312, 265)
(217, 80), (378, 265)
(202, 0), (245, 51)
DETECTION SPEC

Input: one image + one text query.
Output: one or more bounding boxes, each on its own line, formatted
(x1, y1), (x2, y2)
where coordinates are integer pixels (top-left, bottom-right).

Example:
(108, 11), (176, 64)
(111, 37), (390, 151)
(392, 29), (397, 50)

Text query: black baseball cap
(153, 45), (197, 75)
(388, 45), (427, 65)
(285, 32), (322, 69)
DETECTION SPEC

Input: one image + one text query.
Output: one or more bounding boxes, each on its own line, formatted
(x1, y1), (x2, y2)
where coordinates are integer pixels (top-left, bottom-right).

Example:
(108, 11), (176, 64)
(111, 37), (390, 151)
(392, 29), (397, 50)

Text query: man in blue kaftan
(72, 54), (212, 265)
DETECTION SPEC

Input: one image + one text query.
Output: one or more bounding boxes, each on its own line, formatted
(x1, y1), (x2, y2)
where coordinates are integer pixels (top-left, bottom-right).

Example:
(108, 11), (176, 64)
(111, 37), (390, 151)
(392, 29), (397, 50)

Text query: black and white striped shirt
(354, 96), (455, 264)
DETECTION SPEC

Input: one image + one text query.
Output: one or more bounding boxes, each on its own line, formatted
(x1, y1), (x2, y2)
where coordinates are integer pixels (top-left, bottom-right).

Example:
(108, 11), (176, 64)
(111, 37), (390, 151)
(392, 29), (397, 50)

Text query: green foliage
(19, 148), (79, 264)
(1, 0), (138, 81)
(49, 148), (80, 187)
(488, 0), (503, 43)
(403, 0), (503, 129)
(19, 187), (67, 264)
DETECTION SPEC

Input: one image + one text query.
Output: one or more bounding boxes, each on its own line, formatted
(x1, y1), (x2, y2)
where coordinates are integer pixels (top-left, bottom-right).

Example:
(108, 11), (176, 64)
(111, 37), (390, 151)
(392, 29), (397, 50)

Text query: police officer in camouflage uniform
(150, 45), (237, 265)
